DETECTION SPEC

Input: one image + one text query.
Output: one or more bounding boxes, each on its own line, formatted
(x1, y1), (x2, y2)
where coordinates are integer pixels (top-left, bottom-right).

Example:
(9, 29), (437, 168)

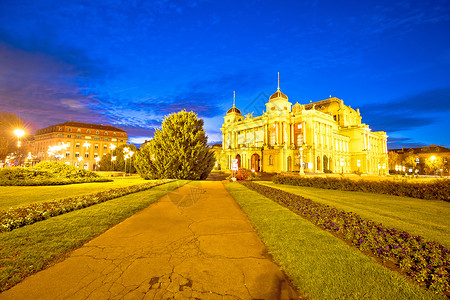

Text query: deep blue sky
(1, 0), (449, 148)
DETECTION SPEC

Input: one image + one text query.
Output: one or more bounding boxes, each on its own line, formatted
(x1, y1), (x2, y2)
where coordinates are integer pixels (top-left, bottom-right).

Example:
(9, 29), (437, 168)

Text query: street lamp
(357, 159), (361, 173)
(299, 146), (304, 175)
(94, 157), (100, 171)
(14, 129), (24, 148)
(340, 158), (344, 174)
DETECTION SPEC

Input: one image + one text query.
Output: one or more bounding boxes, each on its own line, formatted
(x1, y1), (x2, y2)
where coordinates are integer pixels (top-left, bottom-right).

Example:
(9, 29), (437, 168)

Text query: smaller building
(389, 145), (450, 176)
(34, 121), (128, 170)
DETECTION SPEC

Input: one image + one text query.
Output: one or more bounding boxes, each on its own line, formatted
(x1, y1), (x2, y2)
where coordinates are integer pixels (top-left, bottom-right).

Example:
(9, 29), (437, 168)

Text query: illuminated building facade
(218, 76), (388, 175)
(34, 121), (128, 170)
(389, 145), (450, 176)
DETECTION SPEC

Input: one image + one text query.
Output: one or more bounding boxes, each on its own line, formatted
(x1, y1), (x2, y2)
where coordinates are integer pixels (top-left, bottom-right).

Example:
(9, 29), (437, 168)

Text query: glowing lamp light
(14, 129), (25, 138)
(83, 142), (91, 149)
(109, 144), (116, 150)
(123, 147), (130, 154)
(94, 157), (100, 163)
(78, 157), (83, 162)
(111, 156), (117, 161)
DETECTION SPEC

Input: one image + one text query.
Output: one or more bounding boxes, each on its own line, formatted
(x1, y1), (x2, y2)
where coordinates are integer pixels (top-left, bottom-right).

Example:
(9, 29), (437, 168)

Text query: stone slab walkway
(0, 181), (300, 299)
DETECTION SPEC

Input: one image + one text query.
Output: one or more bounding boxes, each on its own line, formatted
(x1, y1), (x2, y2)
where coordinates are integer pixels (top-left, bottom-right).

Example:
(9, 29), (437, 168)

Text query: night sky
(1, 0), (449, 149)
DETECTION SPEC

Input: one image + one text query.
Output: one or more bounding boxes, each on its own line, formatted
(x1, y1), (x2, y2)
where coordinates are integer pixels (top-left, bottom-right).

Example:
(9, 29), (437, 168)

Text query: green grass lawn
(225, 182), (445, 300)
(0, 180), (188, 292)
(258, 181), (450, 248)
(0, 177), (149, 210)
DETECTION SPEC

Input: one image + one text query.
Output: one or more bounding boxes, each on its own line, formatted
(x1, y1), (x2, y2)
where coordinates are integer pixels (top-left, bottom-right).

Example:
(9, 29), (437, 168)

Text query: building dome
(292, 102), (303, 113)
(269, 72), (288, 101)
(227, 106), (241, 114)
(269, 90), (288, 101)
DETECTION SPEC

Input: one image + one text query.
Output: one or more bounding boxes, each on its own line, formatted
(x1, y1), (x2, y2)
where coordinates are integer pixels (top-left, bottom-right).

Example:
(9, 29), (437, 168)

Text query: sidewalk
(0, 181), (299, 299)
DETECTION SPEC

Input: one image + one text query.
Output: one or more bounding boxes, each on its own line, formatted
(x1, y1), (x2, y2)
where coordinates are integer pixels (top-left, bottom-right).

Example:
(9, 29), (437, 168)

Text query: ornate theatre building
(218, 76), (388, 175)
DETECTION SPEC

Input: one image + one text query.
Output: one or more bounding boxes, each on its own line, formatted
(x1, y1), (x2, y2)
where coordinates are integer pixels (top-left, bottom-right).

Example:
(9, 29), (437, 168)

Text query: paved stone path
(0, 181), (300, 299)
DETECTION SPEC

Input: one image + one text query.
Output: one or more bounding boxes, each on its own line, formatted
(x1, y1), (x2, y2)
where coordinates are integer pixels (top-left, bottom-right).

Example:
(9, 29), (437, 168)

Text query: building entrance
(251, 154), (260, 172)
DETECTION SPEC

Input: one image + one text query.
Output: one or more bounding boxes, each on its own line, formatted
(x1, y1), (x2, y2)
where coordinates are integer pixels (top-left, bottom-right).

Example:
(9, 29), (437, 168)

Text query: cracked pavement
(0, 181), (300, 299)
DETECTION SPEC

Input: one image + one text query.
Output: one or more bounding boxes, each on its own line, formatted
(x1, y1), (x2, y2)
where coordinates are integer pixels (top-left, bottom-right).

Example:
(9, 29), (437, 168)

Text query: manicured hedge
(240, 181), (450, 294)
(0, 179), (173, 233)
(0, 162), (112, 186)
(0, 177), (112, 186)
(273, 175), (450, 202)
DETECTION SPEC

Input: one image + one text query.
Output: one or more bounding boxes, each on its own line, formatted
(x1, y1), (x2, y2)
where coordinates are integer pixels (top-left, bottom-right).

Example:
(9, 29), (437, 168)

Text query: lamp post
(378, 163), (381, 176)
(14, 129), (25, 148)
(299, 146), (304, 175)
(123, 147), (130, 176)
(77, 156), (83, 168)
(94, 157), (100, 171)
(340, 158), (344, 174)
(430, 155), (436, 175)
(357, 159), (361, 174)
(109, 144), (116, 170)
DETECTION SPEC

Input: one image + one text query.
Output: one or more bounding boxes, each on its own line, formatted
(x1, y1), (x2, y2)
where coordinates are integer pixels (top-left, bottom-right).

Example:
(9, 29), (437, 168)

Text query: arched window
(269, 155), (274, 165)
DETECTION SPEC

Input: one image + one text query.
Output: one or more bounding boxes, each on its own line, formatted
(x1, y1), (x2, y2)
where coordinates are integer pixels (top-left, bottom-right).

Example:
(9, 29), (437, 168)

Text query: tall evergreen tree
(135, 111), (215, 180)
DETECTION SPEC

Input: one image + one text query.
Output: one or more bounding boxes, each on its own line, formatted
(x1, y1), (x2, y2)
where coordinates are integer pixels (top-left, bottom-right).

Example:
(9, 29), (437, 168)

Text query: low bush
(34, 162), (99, 179)
(0, 162), (108, 186)
(0, 179), (173, 233)
(273, 175), (450, 202)
(227, 168), (260, 181)
(0, 177), (112, 186)
(240, 181), (450, 294)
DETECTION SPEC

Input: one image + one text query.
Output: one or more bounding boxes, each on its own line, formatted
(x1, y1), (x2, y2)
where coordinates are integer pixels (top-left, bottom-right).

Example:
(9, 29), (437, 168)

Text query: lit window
(94, 144), (99, 149)
(104, 138), (109, 141)
(77, 128), (81, 132)
(75, 152), (80, 157)
(269, 155), (274, 165)
(87, 129), (90, 134)
(105, 131), (108, 135)
(68, 128), (72, 132)
(76, 143), (80, 148)
(67, 134), (71, 138)
(85, 153), (89, 158)
(96, 130), (99, 134)
(103, 145), (108, 150)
